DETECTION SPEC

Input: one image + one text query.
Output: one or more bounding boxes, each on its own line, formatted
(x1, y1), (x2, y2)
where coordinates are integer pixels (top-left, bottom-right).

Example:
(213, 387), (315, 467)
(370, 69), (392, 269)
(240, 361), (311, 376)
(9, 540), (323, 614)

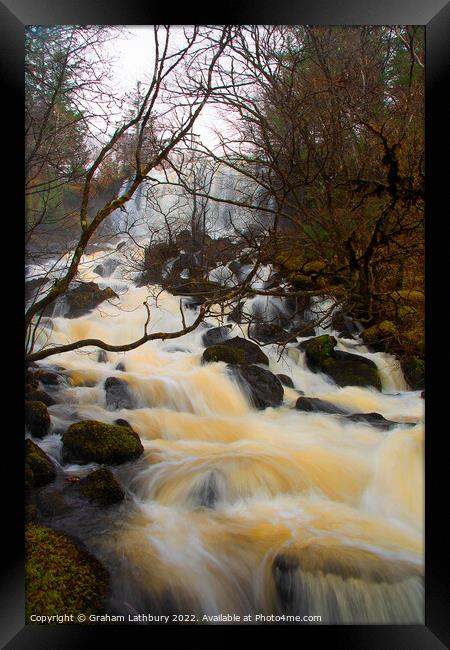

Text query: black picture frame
(4, 1), (449, 647)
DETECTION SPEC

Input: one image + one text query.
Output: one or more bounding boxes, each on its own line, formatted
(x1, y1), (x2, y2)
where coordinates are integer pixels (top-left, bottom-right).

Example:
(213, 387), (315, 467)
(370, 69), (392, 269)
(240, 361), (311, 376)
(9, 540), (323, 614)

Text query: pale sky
(109, 26), (225, 149)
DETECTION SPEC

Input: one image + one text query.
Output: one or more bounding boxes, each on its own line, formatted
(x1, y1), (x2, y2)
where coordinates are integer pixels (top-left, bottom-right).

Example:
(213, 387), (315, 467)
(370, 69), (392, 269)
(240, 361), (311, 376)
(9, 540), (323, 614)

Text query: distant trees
(25, 25), (424, 365)
(25, 25), (234, 360)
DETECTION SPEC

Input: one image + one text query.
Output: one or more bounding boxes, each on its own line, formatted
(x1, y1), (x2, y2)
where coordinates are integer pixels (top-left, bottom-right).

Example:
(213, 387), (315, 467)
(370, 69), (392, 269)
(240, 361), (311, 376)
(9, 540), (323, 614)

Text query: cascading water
(26, 235), (424, 625)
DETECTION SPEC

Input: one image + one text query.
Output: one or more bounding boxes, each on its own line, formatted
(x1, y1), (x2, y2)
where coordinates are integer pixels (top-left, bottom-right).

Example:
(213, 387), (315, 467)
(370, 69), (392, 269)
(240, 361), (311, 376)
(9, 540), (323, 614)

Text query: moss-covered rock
(25, 439), (56, 490)
(202, 336), (269, 366)
(361, 321), (399, 352)
(62, 420), (144, 465)
(401, 356), (425, 390)
(202, 345), (247, 365)
(301, 335), (382, 391)
(25, 401), (51, 438)
(25, 523), (109, 621)
(77, 468), (125, 506)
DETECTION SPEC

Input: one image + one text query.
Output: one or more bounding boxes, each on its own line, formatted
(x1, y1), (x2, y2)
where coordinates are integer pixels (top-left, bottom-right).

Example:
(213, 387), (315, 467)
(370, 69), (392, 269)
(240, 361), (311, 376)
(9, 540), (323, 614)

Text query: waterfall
(26, 206), (424, 625)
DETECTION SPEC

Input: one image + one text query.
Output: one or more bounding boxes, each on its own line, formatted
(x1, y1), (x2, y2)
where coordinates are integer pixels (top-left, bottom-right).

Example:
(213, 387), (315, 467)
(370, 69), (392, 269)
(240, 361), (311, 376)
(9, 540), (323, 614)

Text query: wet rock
(62, 420), (144, 465)
(202, 325), (233, 347)
(115, 362), (126, 371)
(277, 374), (295, 389)
(93, 258), (120, 278)
(249, 323), (294, 345)
(114, 418), (132, 428)
(25, 439), (56, 490)
(25, 523), (109, 621)
(25, 387), (56, 406)
(203, 337), (269, 366)
(37, 489), (71, 516)
(76, 468), (125, 506)
(401, 356), (425, 391)
(301, 335), (382, 391)
(228, 364), (284, 409)
(295, 397), (348, 415)
(65, 282), (118, 318)
(345, 412), (402, 430)
(104, 376), (135, 410)
(191, 469), (225, 509)
(37, 370), (63, 386)
(332, 311), (361, 339)
(25, 401), (51, 438)
(272, 554), (299, 610)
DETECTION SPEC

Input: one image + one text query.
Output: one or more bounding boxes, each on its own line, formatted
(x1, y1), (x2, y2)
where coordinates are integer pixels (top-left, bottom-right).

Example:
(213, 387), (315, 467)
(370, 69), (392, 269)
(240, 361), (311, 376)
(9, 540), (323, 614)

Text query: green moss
(62, 420), (144, 465)
(77, 468), (125, 506)
(25, 439), (56, 490)
(391, 290), (424, 304)
(303, 335), (382, 391)
(202, 345), (247, 365)
(304, 335), (337, 367)
(25, 523), (109, 621)
(25, 401), (51, 438)
(361, 321), (399, 352)
(303, 260), (327, 274)
(290, 274), (314, 290)
(401, 356), (425, 390)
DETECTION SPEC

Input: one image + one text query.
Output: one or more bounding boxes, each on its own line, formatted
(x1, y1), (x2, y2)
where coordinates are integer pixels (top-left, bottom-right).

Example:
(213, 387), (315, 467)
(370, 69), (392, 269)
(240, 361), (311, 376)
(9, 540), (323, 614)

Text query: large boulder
(76, 468), (125, 506)
(64, 282), (118, 318)
(62, 420), (144, 465)
(104, 376), (135, 410)
(25, 401), (51, 438)
(25, 439), (56, 490)
(202, 324), (233, 347)
(295, 396), (348, 415)
(202, 337), (269, 366)
(300, 335), (382, 391)
(228, 364), (284, 409)
(25, 523), (109, 621)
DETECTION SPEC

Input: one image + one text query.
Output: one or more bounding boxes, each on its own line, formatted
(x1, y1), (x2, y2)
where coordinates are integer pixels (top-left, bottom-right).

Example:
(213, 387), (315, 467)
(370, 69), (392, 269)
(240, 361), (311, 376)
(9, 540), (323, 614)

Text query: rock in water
(203, 336), (269, 366)
(25, 439), (56, 490)
(277, 374), (295, 389)
(228, 364), (284, 409)
(25, 401), (51, 438)
(76, 468), (125, 506)
(62, 420), (144, 465)
(104, 376), (135, 410)
(248, 323), (294, 345)
(300, 335), (382, 391)
(202, 325), (233, 347)
(295, 397), (348, 415)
